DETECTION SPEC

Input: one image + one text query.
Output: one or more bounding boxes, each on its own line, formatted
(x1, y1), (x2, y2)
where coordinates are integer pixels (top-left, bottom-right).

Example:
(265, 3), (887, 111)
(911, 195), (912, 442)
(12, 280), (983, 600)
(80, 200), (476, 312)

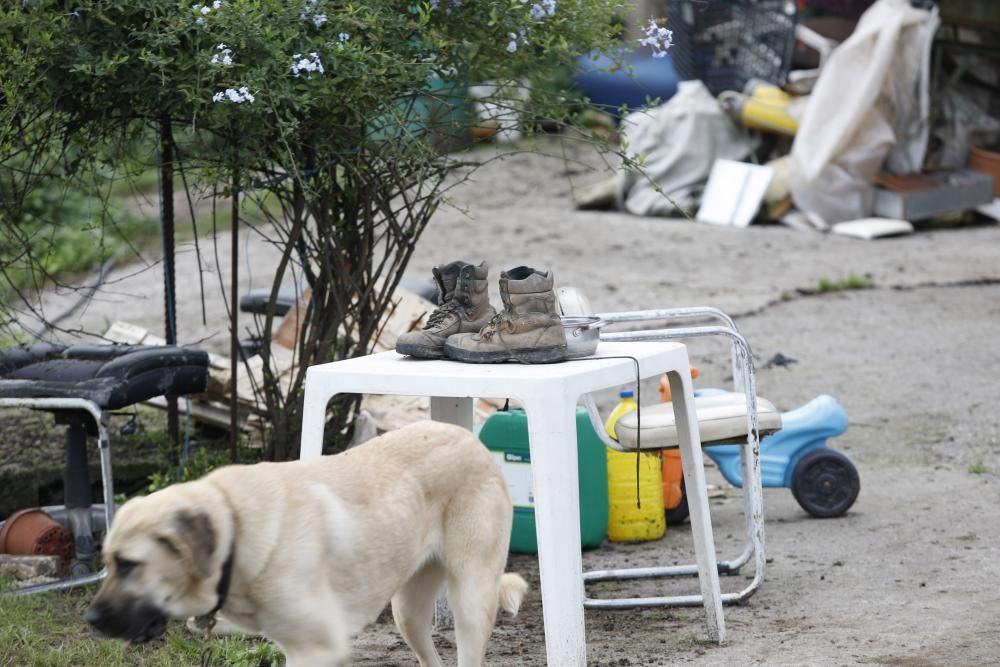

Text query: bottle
(605, 390), (666, 542)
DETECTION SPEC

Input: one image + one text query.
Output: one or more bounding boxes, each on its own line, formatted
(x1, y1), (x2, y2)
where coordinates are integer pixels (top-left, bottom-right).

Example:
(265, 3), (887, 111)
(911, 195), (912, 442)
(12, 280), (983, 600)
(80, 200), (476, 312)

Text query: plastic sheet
(617, 80), (756, 216)
(789, 0), (940, 224)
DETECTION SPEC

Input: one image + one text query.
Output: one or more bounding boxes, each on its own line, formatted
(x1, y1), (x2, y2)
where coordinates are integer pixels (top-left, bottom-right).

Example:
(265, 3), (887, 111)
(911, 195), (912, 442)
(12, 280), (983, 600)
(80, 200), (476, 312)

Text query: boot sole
(444, 344), (567, 364)
(395, 343), (446, 359)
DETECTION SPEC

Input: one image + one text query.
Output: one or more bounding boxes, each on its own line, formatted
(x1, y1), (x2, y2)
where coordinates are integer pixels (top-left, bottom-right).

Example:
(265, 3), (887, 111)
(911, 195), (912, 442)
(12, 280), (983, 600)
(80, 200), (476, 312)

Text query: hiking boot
(396, 261), (496, 359)
(444, 266), (567, 364)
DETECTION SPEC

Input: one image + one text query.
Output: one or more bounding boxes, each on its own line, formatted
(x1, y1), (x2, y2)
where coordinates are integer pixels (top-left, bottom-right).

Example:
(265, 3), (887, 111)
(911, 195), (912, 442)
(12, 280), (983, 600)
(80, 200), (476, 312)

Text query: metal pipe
(596, 307), (743, 389)
(578, 315), (766, 608)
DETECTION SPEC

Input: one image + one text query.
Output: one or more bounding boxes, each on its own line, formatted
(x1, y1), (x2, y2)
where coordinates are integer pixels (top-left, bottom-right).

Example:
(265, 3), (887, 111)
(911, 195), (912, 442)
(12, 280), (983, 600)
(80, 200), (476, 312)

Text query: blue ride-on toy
(668, 390), (859, 523)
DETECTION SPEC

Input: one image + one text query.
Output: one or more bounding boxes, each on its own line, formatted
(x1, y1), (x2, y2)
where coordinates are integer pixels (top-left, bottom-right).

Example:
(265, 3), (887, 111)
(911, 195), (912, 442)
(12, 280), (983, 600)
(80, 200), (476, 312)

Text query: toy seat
(0, 343), (208, 593)
(614, 392), (782, 449)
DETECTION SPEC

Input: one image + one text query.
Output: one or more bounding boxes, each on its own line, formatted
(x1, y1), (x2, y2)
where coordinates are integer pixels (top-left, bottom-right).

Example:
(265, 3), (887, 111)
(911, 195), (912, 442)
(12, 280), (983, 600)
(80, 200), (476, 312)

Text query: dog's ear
(158, 510), (216, 579)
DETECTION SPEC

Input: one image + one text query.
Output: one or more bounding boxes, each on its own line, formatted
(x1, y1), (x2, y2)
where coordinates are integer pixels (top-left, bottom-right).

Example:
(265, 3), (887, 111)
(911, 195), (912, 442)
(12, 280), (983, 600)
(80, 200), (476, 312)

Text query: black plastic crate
(667, 0), (799, 95)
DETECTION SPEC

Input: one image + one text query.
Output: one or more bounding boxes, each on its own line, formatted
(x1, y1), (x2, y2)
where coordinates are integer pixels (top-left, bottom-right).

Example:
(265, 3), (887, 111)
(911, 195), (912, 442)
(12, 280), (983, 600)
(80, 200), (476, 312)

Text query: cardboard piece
(977, 198), (1000, 222)
(697, 160), (775, 227)
(831, 218), (914, 240)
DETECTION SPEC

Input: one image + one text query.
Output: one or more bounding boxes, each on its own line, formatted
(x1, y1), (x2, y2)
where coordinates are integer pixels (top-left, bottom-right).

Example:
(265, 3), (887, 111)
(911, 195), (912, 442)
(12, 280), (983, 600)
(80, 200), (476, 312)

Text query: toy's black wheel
(665, 480), (690, 525)
(791, 449), (860, 518)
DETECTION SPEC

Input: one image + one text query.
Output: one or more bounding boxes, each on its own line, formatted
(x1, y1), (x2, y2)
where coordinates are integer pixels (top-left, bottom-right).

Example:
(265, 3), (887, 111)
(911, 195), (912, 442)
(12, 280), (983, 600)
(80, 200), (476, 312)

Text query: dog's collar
(209, 541), (236, 617)
(193, 540), (235, 632)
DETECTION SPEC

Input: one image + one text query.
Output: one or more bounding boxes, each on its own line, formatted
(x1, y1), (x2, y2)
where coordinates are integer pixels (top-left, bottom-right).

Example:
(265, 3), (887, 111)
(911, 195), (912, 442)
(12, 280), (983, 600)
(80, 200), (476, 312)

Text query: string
(557, 354), (644, 509)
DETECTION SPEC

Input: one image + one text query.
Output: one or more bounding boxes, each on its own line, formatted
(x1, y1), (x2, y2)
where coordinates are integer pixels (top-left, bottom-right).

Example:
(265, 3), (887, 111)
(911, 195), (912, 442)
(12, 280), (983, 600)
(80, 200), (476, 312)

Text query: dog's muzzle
(85, 597), (168, 644)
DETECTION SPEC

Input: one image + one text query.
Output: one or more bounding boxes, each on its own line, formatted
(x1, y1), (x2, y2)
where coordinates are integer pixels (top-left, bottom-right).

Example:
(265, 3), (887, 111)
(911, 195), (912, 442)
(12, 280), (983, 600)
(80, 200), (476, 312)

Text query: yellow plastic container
(719, 83), (798, 136)
(605, 391), (666, 542)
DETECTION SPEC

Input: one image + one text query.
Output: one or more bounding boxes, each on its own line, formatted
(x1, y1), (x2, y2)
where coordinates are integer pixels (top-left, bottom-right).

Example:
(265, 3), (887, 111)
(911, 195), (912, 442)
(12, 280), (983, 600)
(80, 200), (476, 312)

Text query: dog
(86, 420), (528, 666)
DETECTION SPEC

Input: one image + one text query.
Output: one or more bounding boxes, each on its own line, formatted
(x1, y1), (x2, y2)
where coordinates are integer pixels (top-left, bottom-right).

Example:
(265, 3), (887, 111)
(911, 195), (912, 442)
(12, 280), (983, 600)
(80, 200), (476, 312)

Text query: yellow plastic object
(719, 84), (798, 136)
(605, 391), (666, 542)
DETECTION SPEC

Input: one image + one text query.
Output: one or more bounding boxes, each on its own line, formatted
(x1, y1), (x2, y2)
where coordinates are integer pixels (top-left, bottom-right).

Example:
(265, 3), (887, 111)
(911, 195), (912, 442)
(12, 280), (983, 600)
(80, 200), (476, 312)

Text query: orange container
(969, 143), (1000, 196)
(662, 450), (684, 511)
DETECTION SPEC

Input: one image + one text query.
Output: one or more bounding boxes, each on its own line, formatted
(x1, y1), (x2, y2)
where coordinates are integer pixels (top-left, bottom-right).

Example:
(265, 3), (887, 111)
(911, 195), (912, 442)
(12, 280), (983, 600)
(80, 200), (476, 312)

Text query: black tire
(791, 448), (860, 518)
(665, 479), (690, 525)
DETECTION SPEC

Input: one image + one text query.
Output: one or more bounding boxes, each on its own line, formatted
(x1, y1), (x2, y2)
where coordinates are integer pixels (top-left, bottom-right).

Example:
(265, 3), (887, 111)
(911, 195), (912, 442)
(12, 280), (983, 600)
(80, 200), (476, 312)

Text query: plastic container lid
(619, 390), (634, 398)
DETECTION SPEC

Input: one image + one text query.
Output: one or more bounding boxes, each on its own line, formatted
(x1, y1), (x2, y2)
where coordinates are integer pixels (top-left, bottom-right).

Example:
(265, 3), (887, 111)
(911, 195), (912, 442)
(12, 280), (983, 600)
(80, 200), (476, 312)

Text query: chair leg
(60, 412), (96, 577)
(583, 439), (765, 608)
(96, 412), (116, 533)
(6, 569), (107, 596)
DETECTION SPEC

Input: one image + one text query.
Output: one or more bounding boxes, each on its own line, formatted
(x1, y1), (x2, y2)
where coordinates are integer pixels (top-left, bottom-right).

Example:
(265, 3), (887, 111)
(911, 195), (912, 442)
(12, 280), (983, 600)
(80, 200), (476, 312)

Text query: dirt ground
(18, 139), (1000, 665)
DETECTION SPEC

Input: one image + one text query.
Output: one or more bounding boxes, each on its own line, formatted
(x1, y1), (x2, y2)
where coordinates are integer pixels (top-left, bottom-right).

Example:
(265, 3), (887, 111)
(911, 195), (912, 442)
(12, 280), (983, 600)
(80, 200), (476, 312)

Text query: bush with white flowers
(2, 0), (643, 459)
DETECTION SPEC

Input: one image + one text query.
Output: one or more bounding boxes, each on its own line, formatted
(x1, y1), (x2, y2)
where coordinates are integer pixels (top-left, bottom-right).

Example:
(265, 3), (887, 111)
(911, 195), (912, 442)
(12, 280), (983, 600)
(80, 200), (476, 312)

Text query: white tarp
(617, 80), (756, 216)
(790, 0), (940, 224)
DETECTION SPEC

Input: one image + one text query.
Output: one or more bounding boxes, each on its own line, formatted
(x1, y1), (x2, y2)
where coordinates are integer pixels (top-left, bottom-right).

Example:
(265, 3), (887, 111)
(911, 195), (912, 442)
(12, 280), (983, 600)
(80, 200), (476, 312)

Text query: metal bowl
(561, 316), (606, 359)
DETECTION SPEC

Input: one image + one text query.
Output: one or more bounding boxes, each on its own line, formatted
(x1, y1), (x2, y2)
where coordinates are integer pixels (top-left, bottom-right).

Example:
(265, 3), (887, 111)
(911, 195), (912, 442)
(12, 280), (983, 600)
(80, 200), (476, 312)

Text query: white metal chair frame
(0, 397), (114, 595)
(579, 307), (766, 609)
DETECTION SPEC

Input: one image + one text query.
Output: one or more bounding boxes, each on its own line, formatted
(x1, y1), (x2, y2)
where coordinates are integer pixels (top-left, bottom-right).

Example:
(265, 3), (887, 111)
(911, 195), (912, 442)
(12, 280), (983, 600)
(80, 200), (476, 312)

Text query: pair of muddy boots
(396, 261), (567, 363)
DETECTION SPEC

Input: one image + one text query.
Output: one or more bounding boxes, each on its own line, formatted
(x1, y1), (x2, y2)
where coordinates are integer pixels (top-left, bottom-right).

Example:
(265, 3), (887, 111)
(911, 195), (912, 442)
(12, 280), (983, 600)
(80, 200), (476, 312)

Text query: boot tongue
(434, 261), (465, 304)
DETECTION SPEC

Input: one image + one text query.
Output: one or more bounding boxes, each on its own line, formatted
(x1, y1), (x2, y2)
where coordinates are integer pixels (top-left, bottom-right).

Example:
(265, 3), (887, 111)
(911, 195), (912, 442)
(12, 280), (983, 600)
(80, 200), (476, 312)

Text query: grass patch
(0, 586), (282, 666)
(968, 460), (988, 475)
(816, 274), (874, 293)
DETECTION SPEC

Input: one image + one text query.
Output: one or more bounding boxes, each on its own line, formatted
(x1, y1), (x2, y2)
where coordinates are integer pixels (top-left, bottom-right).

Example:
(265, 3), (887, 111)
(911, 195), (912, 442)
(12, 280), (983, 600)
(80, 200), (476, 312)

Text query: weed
(816, 274), (874, 293)
(968, 460), (988, 475)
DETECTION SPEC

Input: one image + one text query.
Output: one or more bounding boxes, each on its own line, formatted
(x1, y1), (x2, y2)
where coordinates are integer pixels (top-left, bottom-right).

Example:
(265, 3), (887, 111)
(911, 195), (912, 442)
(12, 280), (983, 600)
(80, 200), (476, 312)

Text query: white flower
(507, 33), (518, 53)
(338, 32), (350, 42)
(200, 5), (211, 15)
(196, 16), (205, 25)
(313, 13), (327, 27)
(212, 0), (222, 8)
(211, 43), (234, 66)
(212, 87), (255, 104)
(638, 18), (673, 58)
(212, 86), (257, 104)
(291, 52), (324, 78)
(530, 4), (545, 20)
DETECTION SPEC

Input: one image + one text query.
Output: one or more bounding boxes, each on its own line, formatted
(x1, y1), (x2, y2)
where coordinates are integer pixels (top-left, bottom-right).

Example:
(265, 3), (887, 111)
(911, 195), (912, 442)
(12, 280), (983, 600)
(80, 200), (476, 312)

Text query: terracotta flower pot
(0, 508), (75, 564)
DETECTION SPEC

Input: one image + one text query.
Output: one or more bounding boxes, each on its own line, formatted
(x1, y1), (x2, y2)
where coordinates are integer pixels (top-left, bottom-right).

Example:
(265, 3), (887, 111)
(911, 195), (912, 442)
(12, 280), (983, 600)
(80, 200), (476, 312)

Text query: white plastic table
(298, 341), (725, 665)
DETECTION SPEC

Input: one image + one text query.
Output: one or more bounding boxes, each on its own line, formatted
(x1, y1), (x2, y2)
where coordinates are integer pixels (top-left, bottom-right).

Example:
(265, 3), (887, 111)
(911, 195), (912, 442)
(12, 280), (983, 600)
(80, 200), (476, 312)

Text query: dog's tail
(498, 573), (529, 616)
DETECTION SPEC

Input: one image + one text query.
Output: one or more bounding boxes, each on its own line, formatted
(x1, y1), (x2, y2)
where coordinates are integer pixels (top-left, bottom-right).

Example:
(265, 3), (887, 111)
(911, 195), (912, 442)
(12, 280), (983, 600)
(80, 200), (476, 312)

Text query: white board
(696, 159), (774, 227)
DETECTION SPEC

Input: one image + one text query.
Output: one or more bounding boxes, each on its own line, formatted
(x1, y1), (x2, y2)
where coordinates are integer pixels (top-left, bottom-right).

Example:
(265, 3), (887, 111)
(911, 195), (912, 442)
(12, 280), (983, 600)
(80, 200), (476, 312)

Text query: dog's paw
(185, 615), (250, 637)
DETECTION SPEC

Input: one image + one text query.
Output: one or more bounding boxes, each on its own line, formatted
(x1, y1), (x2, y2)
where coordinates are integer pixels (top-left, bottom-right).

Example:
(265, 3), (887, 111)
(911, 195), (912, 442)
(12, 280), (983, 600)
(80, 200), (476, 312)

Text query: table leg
(429, 396), (474, 430)
(666, 369), (726, 643)
(429, 396), (474, 630)
(524, 395), (587, 666)
(300, 374), (342, 460)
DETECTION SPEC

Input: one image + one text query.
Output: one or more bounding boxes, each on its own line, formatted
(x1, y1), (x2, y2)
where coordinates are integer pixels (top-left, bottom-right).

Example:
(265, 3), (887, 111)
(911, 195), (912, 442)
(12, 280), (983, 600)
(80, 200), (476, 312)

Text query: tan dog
(86, 421), (527, 666)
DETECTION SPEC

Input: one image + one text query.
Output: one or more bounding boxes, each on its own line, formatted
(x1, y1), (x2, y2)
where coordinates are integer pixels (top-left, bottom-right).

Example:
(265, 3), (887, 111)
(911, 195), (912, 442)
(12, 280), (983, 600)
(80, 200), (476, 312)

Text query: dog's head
(85, 489), (222, 644)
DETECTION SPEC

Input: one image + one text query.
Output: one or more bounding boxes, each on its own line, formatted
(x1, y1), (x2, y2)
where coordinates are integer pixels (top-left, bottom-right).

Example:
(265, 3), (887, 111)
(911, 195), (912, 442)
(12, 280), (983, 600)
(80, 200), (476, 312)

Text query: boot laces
(424, 300), (460, 329)
(480, 309), (512, 340)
